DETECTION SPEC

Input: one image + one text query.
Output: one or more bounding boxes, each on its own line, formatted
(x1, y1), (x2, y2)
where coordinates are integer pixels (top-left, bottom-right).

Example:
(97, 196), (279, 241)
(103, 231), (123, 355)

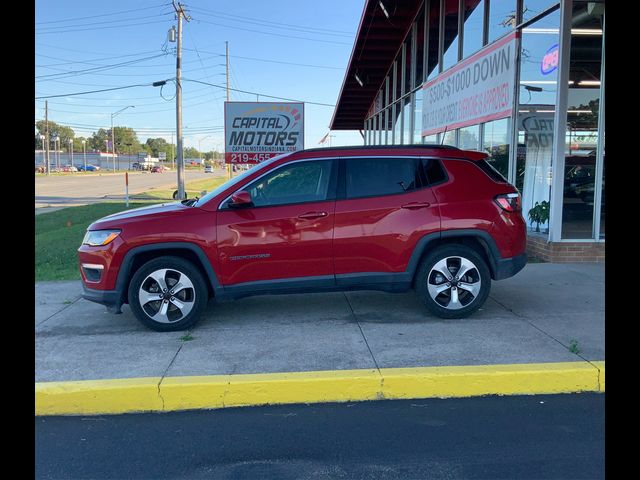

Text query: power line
(188, 5), (354, 36)
(36, 53), (169, 80)
(35, 49), (164, 66)
(183, 78), (335, 107)
(35, 4), (166, 25)
(191, 18), (351, 46)
(36, 13), (172, 31)
(36, 18), (172, 35)
(35, 82), (163, 99)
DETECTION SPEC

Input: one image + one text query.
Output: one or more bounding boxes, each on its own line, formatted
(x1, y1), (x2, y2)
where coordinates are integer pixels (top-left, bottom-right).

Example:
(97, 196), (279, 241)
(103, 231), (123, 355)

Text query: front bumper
(81, 284), (123, 314)
(493, 253), (527, 280)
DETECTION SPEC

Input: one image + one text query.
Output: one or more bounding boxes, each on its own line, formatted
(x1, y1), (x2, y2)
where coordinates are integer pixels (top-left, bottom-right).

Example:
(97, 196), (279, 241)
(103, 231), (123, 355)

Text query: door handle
(298, 211), (328, 219)
(401, 202), (431, 210)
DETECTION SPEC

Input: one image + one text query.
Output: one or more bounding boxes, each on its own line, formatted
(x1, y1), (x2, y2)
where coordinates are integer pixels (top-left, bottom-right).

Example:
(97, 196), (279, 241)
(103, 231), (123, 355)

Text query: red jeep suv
(78, 145), (527, 331)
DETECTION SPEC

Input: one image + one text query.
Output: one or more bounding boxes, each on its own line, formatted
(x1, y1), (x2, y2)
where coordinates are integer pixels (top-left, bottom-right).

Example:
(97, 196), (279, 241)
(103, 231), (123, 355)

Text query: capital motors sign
(224, 102), (304, 164)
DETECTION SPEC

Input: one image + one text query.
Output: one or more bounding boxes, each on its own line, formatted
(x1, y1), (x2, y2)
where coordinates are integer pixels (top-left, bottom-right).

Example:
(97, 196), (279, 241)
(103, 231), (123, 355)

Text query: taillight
(495, 192), (521, 212)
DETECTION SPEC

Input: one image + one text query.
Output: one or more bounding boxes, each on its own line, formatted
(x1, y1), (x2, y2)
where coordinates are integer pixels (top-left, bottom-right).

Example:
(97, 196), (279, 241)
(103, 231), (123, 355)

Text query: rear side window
(421, 158), (447, 185)
(474, 159), (508, 183)
(345, 158), (420, 199)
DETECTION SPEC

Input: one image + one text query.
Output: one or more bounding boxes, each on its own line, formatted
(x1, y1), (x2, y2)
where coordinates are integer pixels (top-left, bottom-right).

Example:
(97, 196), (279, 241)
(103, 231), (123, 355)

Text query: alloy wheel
(427, 256), (482, 310)
(138, 268), (196, 323)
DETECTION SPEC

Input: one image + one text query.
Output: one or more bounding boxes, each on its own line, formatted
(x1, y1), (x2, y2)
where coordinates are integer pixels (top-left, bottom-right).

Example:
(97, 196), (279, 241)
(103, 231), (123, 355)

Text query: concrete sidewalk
(36, 263), (604, 384)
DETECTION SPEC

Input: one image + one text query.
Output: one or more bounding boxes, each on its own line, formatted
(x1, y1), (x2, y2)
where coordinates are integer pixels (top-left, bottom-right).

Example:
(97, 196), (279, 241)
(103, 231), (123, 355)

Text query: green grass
(135, 176), (228, 200)
(35, 176), (229, 281)
(35, 202), (154, 281)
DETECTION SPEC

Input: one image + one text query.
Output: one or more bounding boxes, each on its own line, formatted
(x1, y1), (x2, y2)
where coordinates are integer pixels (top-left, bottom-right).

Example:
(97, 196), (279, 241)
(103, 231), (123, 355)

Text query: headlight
(82, 229), (121, 246)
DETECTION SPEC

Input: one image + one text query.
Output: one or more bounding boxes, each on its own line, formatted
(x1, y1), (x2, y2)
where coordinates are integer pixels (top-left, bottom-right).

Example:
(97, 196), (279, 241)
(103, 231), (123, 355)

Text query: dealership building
(330, 0), (605, 261)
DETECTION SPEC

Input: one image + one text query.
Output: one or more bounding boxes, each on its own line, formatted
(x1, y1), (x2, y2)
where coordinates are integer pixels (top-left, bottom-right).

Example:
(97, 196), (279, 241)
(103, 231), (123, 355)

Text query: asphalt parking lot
(35, 169), (220, 212)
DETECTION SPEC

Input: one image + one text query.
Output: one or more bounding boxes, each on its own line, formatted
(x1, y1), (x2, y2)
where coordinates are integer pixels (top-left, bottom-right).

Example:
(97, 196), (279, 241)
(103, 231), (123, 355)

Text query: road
(35, 169), (225, 213)
(35, 393), (604, 479)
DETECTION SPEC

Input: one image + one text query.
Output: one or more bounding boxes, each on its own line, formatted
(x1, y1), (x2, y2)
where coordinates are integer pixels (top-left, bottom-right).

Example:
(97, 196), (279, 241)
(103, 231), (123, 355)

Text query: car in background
(151, 165), (166, 173)
(62, 165), (78, 172)
(35, 166), (45, 173)
(78, 164), (100, 172)
(204, 165), (214, 173)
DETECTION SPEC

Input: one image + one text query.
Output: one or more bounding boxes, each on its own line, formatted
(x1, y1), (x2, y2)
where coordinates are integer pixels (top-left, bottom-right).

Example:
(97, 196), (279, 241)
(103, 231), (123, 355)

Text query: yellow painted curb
(35, 377), (163, 416)
(35, 362), (604, 416)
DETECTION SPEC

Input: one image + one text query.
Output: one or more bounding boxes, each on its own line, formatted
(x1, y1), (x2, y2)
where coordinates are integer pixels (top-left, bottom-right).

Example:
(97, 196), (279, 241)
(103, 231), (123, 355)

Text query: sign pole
(125, 172), (129, 208)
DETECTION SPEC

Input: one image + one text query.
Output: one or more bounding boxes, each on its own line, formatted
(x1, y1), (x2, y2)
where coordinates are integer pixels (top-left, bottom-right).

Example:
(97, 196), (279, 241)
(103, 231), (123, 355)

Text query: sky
(35, 0), (366, 152)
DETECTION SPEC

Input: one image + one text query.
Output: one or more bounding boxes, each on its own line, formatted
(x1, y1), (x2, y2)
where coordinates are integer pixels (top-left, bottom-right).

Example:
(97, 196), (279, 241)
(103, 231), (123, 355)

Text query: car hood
(89, 202), (189, 229)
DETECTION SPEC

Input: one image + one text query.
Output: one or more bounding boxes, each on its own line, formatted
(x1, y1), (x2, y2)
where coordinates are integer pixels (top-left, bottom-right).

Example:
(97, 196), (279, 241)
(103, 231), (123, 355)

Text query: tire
(414, 244), (491, 319)
(128, 256), (208, 331)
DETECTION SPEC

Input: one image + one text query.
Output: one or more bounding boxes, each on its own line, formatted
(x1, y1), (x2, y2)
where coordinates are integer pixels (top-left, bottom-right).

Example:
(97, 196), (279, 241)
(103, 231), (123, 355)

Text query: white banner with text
(422, 31), (517, 137)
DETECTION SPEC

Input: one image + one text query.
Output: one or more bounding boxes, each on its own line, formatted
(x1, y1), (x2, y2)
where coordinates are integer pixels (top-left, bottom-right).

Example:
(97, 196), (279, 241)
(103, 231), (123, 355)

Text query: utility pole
(226, 41), (232, 180)
(45, 100), (50, 175)
(172, 1), (190, 200)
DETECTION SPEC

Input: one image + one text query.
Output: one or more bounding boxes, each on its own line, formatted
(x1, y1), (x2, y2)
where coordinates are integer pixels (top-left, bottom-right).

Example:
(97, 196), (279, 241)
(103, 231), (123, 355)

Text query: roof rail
(300, 144), (461, 154)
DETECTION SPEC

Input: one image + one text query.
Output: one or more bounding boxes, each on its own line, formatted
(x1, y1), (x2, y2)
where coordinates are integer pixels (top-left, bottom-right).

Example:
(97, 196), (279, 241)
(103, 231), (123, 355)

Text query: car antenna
(441, 125), (448, 145)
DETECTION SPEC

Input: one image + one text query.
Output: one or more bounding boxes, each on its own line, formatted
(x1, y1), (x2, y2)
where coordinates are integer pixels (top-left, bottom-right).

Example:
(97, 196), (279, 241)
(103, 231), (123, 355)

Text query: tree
(35, 121), (75, 149)
(112, 126), (142, 155)
(183, 146), (200, 158)
(88, 128), (110, 152)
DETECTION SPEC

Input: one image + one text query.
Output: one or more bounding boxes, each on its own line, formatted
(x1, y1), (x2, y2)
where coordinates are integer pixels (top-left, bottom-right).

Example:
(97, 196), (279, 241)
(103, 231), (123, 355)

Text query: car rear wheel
(415, 245), (491, 319)
(128, 256), (208, 331)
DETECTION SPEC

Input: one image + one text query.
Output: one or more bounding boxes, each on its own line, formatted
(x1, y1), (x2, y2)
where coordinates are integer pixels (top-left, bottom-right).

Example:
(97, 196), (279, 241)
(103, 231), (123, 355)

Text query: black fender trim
(406, 229), (519, 280)
(115, 242), (221, 306)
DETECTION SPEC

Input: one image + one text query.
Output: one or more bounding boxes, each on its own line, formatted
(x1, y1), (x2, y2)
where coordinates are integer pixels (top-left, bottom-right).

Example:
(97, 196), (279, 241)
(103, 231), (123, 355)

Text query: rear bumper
(493, 253), (527, 280)
(81, 284), (123, 314)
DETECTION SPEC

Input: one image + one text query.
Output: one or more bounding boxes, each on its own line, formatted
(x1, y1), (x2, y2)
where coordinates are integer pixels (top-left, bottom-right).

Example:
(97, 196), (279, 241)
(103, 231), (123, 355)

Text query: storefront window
(395, 58), (402, 101)
(462, 0), (485, 59)
(442, 0), (459, 71)
(414, 89), (423, 144)
(459, 124), (480, 150)
(599, 145), (605, 239)
(427, 0), (440, 80)
(393, 103), (402, 144)
(488, 0), (516, 44)
(415, 7), (425, 86)
(523, 1), (559, 22)
(516, 9), (559, 233)
(561, 0), (604, 239)
(404, 37), (412, 94)
(424, 134), (438, 144)
(403, 97), (412, 145)
(483, 118), (510, 179)
(442, 129), (457, 146)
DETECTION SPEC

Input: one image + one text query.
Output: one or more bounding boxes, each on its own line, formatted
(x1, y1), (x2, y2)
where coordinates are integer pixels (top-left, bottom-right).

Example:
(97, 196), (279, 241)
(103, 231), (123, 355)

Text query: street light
(110, 105), (135, 172)
(82, 139), (87, 172)
(68, 138), (73, 167)
(54, 136), (60, 171)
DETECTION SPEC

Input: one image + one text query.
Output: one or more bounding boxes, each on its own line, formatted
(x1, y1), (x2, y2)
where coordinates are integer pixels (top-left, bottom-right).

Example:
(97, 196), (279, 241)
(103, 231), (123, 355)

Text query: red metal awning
(330, 0), (423, 130)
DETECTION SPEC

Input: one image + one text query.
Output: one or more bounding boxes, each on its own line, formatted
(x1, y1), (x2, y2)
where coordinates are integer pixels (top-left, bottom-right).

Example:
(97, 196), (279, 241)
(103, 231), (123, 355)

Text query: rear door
(216, 158), (338, 286)
(332, 156), (442, 279)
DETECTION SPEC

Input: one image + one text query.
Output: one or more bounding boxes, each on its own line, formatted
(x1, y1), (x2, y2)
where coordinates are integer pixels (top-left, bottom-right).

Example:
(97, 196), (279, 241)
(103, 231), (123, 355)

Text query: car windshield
(193, 153), (290, 207)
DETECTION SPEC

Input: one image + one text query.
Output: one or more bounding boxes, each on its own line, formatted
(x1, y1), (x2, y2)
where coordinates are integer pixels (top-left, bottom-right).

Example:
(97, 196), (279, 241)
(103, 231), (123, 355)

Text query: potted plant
(528, 200), (550, 232)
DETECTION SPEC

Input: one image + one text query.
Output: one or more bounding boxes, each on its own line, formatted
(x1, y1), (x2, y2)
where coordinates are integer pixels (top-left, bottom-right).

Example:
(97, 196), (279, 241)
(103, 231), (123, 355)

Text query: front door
(217, 159), (337, 287)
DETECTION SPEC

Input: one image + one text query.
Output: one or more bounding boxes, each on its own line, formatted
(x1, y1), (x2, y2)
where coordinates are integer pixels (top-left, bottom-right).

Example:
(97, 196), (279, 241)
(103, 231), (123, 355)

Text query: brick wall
(526, 233), (605, 262)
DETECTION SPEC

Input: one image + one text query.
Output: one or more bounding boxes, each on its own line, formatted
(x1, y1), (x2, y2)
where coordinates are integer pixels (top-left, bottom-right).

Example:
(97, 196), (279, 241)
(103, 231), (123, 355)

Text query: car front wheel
(415, 245), (491, 319)
(128, 256), (208, 331)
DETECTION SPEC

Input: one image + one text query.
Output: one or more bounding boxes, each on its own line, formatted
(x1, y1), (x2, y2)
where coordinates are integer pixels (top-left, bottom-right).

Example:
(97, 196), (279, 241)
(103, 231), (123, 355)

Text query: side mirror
(229, 190), (253, 208)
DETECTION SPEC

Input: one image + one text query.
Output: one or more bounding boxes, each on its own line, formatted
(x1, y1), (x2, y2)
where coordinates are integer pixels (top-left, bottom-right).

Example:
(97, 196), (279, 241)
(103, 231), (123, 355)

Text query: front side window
(244, 160), (334, 207)
(345, 158), (421, 199)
